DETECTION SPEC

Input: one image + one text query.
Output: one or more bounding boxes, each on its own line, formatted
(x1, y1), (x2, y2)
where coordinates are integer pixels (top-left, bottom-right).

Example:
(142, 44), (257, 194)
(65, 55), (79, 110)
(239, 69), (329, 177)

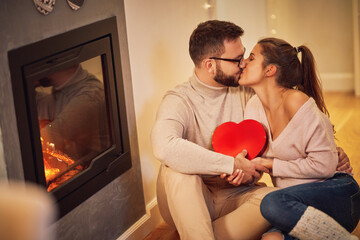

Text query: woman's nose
(239, 59), (246, 69)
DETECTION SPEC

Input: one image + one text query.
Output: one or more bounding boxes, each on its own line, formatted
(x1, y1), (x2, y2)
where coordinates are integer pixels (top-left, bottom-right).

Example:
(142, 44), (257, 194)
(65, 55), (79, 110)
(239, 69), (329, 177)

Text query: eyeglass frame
(209, 48), (246, 67)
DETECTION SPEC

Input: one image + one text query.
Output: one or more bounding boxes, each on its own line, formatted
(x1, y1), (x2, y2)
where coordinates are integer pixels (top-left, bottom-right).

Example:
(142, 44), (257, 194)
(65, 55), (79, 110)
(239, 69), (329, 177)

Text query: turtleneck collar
(53, 65), (85, 92)
(190, 72), (229, 98)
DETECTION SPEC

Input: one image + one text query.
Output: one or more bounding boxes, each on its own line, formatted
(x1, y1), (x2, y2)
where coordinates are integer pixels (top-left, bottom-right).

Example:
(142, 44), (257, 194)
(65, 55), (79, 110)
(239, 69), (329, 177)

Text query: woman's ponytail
(297, 45), (329, 116)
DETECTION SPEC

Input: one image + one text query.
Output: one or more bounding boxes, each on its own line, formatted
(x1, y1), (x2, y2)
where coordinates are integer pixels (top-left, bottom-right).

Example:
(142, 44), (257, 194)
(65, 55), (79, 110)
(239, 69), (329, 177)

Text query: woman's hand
(336, 147), (353, 174)
(251, 157), (274, 170)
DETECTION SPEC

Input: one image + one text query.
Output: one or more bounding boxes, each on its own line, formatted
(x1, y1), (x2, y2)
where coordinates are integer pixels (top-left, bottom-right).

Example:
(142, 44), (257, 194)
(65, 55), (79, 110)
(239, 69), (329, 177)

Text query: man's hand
(336, 147), (353, 174)
(220, 169), (246, 186)
(221, 150), (270, 186)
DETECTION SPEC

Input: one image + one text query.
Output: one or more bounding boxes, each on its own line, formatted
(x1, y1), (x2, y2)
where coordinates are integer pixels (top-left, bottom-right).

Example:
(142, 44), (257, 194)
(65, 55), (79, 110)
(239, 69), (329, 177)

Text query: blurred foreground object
(0, 181), (56, 240)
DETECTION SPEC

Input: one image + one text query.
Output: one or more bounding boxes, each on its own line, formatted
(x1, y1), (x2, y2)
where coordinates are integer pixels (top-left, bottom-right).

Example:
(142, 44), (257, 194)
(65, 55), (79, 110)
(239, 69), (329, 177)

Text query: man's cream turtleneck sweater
(151, 73), (251, 175)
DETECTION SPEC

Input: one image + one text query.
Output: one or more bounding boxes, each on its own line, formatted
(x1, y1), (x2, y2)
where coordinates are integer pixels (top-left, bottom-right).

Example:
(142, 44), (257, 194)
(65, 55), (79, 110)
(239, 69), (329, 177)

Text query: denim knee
(260, 190), (303, 233)
(260, 191), (283, 223)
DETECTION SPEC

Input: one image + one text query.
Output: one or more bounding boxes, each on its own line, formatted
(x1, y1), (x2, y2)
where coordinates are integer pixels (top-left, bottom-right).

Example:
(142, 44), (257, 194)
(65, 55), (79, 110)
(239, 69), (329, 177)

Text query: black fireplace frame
(8, 17), (132, 218)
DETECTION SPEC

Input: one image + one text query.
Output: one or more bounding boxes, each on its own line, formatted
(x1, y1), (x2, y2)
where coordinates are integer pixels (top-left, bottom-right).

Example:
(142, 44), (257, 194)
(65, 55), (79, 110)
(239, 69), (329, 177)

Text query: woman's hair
(258, 37), (329, 116)
(189, 20), (244, 67)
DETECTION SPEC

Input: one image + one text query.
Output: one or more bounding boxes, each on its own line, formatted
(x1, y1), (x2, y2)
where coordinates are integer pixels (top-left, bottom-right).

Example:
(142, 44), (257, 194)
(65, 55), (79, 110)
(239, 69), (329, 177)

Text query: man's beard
(214, 67), (240, 87)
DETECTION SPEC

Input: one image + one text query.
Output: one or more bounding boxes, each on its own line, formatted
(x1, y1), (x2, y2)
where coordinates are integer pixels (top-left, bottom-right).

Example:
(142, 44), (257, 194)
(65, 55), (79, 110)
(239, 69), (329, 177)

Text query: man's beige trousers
(157, 164), (277, 240)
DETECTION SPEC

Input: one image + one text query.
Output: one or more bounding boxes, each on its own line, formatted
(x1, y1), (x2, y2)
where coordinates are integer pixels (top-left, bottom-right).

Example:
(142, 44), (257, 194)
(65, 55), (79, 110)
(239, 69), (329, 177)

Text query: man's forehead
(223, 37), (245, 55)
(223, 37), (243, 45)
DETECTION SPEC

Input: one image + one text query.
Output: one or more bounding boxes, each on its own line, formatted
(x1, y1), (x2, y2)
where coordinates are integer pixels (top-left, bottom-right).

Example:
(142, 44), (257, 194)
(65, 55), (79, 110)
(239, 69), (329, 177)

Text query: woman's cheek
(239, 75), (248, 85)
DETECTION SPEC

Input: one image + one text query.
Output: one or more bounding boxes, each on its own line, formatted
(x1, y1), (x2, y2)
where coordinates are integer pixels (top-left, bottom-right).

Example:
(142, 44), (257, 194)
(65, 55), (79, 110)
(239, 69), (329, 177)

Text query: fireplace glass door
(35, 57), (112, 192)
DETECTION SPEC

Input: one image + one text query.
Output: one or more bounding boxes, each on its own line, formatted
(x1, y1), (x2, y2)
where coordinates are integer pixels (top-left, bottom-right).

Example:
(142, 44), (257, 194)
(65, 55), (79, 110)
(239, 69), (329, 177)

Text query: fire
(47, 166), (83, 192)
(44, 149), (75, 166)
(45, 167), (60, 179)
(41, 137), (83, 192)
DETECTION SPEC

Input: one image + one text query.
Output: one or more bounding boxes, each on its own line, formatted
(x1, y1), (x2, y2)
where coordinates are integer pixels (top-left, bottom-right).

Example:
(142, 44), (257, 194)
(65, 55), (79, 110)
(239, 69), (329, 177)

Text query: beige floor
(145, 91), (360, 239)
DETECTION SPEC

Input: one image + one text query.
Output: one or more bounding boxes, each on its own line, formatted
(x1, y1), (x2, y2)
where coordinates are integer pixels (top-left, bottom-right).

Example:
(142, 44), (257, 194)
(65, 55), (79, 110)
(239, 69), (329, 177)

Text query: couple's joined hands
(220, 149), (271, 186)
(221, 147), (352, 187)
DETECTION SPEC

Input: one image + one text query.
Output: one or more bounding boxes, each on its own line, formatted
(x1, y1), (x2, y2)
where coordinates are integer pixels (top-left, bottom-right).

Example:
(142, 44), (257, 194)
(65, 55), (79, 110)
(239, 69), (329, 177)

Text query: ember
(47, 166), (83, 192)
(41, 137), (84, 192)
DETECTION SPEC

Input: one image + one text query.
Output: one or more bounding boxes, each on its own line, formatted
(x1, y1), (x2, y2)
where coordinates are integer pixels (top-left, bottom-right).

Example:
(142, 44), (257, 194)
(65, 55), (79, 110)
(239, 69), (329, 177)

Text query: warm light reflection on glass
(41, 137), (83, 192)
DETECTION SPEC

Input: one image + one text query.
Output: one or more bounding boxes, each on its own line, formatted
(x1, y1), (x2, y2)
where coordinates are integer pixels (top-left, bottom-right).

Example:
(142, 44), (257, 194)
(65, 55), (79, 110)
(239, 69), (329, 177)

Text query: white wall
(267, 0), (354, 91)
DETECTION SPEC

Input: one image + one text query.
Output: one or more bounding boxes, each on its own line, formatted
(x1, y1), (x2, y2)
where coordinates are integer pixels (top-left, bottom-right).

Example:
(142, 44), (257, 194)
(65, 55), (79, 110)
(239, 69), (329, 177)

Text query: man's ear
(265, 64), (277, 77)
(203, 59), (216, 75)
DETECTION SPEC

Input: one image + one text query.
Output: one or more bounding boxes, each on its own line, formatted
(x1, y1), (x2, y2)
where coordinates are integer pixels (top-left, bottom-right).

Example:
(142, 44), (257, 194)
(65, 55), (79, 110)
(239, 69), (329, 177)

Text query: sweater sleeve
(151, 94), (234, 175)
(272, 104), (338, 179)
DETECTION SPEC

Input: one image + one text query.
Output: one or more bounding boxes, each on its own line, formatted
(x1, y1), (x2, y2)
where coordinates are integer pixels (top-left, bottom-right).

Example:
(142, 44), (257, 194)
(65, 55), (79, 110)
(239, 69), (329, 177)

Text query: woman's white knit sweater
(244, 95), (338, 188)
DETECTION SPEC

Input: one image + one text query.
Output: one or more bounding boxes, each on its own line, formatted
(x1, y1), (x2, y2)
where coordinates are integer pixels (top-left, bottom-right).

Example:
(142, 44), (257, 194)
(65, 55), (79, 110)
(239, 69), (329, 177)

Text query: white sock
(289, 206), (358, 240)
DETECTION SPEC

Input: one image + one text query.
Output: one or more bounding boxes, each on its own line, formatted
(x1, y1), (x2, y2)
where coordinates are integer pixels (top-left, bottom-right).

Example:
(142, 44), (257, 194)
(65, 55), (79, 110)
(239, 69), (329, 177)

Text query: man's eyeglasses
(210, 48), (246, 67)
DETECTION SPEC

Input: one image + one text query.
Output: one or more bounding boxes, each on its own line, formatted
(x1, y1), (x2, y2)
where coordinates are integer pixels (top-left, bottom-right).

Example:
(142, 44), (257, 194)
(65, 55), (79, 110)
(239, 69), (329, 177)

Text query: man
(36, 64), (111, 161)
(151, 20), (352, 240)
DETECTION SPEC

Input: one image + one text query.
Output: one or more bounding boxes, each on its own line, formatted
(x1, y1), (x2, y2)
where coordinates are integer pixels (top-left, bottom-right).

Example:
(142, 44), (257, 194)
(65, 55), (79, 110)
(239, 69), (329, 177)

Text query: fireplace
(7, 17), (132, 218)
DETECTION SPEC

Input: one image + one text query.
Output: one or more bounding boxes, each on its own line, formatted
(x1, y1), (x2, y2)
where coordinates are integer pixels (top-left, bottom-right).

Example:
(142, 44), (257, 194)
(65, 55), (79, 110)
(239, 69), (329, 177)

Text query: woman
(239, 38), (360, 240)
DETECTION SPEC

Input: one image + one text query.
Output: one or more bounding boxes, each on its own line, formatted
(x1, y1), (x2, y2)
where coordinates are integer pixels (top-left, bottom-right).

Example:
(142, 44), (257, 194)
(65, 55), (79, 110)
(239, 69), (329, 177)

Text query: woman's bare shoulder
(284, 90), (309, 118)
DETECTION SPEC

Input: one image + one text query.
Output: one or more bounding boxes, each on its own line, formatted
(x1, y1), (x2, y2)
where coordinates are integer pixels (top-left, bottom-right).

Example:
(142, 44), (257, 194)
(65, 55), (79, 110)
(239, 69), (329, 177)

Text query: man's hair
(189, 20), (244, 67)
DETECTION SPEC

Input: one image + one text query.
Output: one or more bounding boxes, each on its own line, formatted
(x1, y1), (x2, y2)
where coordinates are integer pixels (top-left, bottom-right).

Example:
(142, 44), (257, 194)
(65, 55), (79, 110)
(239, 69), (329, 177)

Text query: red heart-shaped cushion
(212, 119), (267, 159)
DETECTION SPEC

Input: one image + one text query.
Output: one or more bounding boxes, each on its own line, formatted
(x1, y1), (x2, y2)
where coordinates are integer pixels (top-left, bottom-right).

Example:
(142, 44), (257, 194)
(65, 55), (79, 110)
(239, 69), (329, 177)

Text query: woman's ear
(264, 64), (277, 77)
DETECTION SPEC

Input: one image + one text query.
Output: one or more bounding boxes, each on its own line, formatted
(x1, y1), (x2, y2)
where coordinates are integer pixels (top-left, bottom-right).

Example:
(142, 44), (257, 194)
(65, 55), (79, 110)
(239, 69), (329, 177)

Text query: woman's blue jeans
(260, 173), (360, 235)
